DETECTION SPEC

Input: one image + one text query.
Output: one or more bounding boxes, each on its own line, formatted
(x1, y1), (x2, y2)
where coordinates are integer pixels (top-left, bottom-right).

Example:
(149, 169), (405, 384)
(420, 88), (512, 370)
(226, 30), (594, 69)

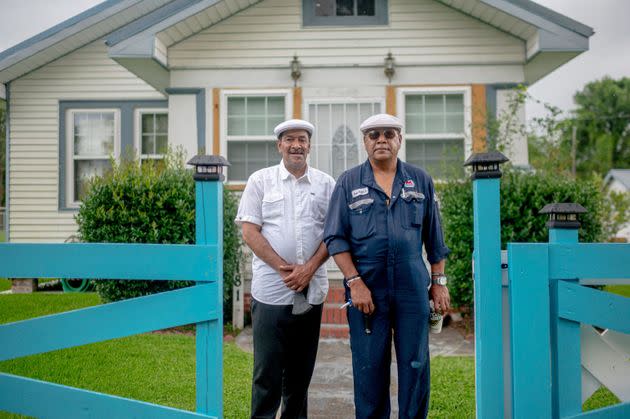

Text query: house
(604, 169), (630, 241)
(0, 0), (592, 331)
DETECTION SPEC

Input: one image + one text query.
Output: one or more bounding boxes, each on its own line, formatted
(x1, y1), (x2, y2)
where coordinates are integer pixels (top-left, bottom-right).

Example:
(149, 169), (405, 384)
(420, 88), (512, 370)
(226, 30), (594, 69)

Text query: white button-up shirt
(235, 161), (336, 305)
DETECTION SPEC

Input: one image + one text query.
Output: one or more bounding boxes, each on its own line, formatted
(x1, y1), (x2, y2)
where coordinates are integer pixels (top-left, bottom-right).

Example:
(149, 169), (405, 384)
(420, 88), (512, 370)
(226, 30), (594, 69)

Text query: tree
(571, 77), (630, 177)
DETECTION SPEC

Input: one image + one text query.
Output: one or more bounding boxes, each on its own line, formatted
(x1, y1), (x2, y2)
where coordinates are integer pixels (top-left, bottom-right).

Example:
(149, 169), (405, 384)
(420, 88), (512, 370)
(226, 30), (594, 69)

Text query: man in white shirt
(235, 119), (335, 419)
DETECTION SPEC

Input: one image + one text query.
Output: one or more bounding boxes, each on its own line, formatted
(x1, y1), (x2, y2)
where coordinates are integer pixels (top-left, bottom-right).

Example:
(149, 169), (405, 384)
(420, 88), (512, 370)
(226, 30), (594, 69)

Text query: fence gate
(0, 156), (227, 419)
(468, 152), (630, 419)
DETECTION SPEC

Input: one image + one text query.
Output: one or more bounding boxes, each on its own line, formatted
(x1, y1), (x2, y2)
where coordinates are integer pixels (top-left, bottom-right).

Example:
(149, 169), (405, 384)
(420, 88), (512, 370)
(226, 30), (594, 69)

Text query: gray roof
(604, 169), (630, 190)
(498, 0), (594, 37)
(0, 0), (594, 86)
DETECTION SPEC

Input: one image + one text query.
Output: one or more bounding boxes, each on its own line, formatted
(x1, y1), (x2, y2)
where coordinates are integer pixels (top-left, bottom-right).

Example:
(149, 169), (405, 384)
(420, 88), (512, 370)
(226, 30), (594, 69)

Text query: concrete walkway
(235, 324), (474, 418)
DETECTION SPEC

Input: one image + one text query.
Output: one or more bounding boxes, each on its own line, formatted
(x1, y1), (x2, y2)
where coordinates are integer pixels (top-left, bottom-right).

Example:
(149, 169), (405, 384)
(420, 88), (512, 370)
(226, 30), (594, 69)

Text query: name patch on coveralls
(351, 187), (369, 198)
(401, 190), (425, 200)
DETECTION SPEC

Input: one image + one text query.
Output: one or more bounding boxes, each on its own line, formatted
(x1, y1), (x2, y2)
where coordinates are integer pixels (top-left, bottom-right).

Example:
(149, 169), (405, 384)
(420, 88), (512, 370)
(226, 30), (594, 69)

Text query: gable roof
(0, 0), (170, 86)
(0, 0), (594, 91)
(604, 169), (630, 191)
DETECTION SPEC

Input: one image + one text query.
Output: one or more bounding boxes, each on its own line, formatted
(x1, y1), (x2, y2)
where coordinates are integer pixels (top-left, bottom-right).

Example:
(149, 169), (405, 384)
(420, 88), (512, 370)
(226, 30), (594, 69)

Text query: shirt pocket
(401, 192), (424, 230)
(349, 198), (376, 240)
(262, 193), (284, 221)
(310, 194), (329, 223)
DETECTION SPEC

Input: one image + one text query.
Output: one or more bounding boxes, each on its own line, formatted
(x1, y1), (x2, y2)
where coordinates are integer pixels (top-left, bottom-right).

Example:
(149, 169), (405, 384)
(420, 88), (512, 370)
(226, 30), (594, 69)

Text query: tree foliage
(572, 77), (630, 176)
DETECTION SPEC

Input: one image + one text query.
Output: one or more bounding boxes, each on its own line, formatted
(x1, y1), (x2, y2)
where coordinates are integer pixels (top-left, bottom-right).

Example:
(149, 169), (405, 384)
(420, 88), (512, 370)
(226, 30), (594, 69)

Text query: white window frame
(220, 89), (293, 184)
(305, 97), (385, 173)
(65, 108), (121, 208)
(397, 86), (472, 176)
(134, 108), (169, 162)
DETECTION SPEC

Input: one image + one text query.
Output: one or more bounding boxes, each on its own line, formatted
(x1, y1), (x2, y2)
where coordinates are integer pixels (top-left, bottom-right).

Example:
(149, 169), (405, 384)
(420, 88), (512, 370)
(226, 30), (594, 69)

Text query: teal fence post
(541, 203), (585, 418)
(188, 155), (230, 418)
(464, 151), (509, 419)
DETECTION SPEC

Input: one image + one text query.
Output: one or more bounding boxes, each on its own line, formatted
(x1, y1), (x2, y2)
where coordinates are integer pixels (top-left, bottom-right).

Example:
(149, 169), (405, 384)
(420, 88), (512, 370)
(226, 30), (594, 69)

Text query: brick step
(320, 324), (349, 339)
(325, 287), (346, 304)
(321, 303), (349, 325)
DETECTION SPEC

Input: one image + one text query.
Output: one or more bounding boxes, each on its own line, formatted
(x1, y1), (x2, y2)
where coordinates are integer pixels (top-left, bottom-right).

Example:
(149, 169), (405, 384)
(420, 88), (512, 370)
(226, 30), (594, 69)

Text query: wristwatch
(431, 274), (448, 286)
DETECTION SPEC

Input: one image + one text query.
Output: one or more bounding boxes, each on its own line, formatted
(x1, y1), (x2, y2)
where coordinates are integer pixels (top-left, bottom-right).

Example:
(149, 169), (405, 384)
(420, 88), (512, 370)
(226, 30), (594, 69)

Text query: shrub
(75, 154), (241, 323)
(437, 169), (605, 308)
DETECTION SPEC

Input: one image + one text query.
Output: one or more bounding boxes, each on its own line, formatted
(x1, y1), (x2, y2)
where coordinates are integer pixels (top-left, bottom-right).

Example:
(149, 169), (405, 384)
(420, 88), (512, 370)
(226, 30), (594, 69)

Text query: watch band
(431, 275), (448, 286)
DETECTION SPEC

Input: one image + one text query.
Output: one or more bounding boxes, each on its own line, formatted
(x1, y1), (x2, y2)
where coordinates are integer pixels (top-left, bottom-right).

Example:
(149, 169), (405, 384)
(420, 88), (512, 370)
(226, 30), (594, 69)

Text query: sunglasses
(365, 129), (399, 141)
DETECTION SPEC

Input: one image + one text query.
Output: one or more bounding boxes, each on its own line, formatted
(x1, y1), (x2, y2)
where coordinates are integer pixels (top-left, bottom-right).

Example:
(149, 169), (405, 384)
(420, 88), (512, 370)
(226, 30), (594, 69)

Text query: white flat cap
(273, 119), (314, 138)
(359, 113), (403, 133)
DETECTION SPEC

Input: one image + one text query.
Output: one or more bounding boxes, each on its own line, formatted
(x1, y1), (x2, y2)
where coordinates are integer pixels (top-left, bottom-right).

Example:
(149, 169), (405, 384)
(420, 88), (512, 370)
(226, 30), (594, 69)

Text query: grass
(0, 293), (622, 418)
(429, 357), (475, 417)
(0, 293), (252, 419)
(605, 284), (630, 298)
(0, 279), (10, 292)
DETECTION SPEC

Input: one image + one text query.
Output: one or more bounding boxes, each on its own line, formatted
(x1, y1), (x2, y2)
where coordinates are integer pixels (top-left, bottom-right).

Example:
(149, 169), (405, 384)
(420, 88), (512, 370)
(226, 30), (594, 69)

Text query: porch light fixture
(384, 52), (395, 83)
(187, 155), (230, 181)
(539, 203), (587, 229)
(290, 55), (302, 86)
(463, 151), (509, 180)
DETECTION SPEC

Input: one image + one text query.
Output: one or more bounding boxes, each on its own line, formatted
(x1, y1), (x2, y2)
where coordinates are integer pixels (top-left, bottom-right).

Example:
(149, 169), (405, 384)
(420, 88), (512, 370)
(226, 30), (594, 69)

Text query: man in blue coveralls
(323, 114), (451, 419)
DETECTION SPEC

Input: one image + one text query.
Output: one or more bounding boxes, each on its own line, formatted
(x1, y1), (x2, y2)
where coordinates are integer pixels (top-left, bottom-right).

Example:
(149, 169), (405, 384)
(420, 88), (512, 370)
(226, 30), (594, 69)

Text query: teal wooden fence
(468, 152), (630, 419)
(0, 159), (224, 418)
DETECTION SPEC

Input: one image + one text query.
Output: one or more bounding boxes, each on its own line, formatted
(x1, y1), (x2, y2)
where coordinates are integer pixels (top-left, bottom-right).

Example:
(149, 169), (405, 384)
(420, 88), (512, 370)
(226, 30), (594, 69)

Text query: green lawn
(0, 293), (251, 419)
(0, 293), (621, 418)
(606, 284), (630, 298)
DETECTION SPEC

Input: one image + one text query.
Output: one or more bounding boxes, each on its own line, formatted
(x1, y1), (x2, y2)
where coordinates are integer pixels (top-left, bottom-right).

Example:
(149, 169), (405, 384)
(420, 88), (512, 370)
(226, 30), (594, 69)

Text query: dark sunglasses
(366, 129), (398, 140)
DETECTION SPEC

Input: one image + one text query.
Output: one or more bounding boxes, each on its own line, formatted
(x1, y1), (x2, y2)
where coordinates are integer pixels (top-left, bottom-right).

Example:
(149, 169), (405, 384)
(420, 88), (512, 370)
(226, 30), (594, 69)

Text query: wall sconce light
(384, 52), (395, 83)
(290, 55), (302, 86)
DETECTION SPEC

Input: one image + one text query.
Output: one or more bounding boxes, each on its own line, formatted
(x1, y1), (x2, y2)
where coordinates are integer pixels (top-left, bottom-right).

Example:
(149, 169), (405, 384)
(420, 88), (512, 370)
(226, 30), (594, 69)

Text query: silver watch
(431, 275), (448, 286)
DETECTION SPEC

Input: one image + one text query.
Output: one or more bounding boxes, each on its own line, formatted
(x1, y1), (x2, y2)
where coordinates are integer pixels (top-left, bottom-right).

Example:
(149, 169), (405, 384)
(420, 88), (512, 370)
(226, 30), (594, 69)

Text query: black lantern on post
(464, 151), (509, 180)
(539, 203), (587, 229)
(187, 155), (230, 181)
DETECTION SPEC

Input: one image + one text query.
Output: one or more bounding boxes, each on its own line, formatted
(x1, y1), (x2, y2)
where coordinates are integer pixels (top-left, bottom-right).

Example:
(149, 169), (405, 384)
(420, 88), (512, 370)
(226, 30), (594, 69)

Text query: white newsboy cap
(273, 119), (314, 138)
(359, 113), (403, 133)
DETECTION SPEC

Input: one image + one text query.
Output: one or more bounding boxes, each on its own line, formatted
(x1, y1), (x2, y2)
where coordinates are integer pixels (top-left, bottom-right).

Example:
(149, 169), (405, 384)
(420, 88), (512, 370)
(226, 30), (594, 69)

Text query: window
(303, 0), (388, 26)
(308, 100), (382, 179)
(66, 110), (120, 204)
(136, 110), (168, 164)
(222, 91), (291, 182)
(400, 88), (471, 179)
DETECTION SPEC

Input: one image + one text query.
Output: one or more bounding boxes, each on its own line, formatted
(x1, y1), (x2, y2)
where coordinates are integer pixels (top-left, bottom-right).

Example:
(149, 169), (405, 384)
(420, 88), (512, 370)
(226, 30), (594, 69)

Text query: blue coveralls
(323, 159), (450, 419)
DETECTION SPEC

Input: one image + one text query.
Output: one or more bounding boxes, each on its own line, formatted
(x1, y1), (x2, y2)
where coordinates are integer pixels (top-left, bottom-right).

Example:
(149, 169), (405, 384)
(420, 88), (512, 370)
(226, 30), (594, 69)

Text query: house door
(307, 100), (382, 180)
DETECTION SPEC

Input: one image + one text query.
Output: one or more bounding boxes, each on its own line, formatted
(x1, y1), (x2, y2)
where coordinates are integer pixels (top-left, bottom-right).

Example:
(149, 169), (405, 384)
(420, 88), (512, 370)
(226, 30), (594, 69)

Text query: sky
(0, 0), (628, 121)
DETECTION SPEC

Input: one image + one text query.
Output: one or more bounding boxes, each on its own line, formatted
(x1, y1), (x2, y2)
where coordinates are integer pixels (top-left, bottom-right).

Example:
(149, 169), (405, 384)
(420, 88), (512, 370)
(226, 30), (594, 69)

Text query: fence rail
(0, 169), (225, 418)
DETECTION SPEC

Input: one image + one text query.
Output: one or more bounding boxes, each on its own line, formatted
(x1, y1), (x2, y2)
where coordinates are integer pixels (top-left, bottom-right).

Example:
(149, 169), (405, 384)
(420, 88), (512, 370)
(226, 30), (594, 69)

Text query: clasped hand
(279, 264), (314, 293)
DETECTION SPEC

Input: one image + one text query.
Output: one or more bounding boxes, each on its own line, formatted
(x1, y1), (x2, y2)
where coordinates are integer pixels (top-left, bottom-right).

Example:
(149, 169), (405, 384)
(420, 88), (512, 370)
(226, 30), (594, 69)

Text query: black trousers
(251, 299), (323, 419)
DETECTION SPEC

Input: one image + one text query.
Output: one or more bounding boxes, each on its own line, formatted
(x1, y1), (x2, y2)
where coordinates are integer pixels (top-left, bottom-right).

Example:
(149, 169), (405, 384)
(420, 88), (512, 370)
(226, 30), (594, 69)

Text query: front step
(321, 286), (349, 338)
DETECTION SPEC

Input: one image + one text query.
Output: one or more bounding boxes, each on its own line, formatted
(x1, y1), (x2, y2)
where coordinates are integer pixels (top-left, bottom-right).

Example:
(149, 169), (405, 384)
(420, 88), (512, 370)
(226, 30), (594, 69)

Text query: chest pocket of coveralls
(349, 198), (376, 240)
(401, 190), (424, 230)
(261, 193), (284, 222)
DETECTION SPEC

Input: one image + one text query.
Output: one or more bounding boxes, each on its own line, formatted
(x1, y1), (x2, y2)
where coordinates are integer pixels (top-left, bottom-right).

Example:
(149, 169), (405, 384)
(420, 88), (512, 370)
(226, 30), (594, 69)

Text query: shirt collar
(279, 159), (311, 183)
(360, 158), (408, 197)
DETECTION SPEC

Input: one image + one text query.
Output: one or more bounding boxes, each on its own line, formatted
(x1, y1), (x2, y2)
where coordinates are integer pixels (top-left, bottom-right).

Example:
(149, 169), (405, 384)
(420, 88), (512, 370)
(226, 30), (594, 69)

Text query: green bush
(75, 155), (241, 323)
(437, 169), (605, 308)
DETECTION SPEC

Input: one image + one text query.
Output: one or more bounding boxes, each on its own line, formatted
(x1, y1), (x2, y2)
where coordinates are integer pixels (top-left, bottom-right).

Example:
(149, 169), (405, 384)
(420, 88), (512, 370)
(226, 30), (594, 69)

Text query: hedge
(437, 169), (605, 308)
(75, 155), (241, 323)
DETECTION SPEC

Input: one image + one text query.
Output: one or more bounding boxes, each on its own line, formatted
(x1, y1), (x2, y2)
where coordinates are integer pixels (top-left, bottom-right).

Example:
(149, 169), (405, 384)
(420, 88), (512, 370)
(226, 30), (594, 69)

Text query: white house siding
(9, 41), (164, 243)
(168, 0), (525, 69)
